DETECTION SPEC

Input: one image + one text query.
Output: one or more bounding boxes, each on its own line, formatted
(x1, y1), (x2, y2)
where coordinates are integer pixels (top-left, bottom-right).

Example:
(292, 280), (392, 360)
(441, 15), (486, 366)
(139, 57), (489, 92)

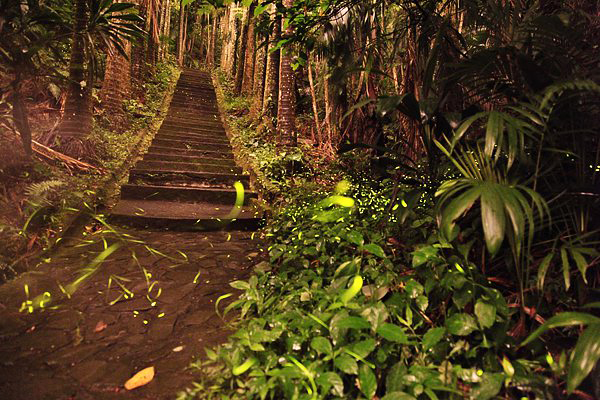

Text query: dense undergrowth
(0, 60), (178, 281)
(181, 74), (600, 399)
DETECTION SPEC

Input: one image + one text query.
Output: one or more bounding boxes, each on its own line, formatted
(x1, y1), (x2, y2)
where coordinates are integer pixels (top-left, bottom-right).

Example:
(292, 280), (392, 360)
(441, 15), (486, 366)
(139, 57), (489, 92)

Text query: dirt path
(0, 229), (259, 399)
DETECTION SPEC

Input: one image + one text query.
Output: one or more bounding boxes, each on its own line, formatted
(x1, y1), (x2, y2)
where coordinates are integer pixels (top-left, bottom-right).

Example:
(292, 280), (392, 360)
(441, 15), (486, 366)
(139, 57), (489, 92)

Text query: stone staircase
(110, 69), (261, 230)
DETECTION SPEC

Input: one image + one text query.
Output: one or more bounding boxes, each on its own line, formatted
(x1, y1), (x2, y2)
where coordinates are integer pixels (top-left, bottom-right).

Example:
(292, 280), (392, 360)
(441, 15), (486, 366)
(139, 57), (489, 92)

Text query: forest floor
(0, 229), (259, 399)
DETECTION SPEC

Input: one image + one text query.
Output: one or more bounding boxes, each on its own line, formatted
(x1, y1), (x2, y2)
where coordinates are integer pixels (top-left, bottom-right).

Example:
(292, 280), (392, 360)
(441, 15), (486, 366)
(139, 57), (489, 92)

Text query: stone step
(164, 113), (222, 121)
(168, 103), (219, 110)
(142, 152), (236, 165)
(164, 114), (221, 122)
(109, 199), (263, 231)
(151, 138), (230, 152)
(171, 94), (217, 101)
(168, 105), (219, 111)
(173, 87), (215, 93)
(129, 169), (249, 187)
(120, 183), (256, 204)
(146, 145), (234, 159)
(154, 133), (229, 144)
(160, 121), (226, 136)
(135, 160), (242, 174)
(154, 132), (229, 144)
(157, 129), (227, 139)
(161, 120), (223, 129)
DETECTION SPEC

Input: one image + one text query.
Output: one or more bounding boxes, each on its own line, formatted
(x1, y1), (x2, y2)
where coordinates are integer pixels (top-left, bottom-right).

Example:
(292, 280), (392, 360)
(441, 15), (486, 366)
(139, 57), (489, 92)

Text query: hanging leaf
(377, 323), (409, 343)
(446, 313), (478, 336)
(475, 300), (497, 328)
(567, 323), (600, 393)
(521, 312), (600, 346)
(358, 364), (377, 399)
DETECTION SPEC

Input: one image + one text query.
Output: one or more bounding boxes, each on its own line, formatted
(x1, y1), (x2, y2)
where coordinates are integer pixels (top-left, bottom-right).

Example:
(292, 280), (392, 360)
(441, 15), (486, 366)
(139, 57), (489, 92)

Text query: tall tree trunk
(277, 0), (296, 146)
(10, 76), (32, 156)
(262, 8), (280, 121)
(250, 28), (268, 117)
(206, 11), (218, 66)
(241, 3), (256, 95)
(219, 7), (231, 69)
(58, 0), (93, 158)
(234, 7), (250, 94)
(101, 0), (133, 122)
(230, 15), (240, 78)
(100, 42), (132, 122)
(307, 53), (321, 146)
(177, 0), (186, 65)
(131, 0), (147, 89)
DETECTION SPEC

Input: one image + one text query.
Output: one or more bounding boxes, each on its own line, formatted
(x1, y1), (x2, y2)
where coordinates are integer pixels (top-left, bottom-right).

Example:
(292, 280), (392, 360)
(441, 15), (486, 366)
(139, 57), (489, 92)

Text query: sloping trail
(0, 69), (262, 399)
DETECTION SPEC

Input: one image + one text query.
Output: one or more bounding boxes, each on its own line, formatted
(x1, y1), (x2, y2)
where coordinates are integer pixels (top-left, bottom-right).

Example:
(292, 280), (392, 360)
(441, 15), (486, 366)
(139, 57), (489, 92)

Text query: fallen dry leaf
(124, 366), (155, 390)
(94, 320), (107, 333)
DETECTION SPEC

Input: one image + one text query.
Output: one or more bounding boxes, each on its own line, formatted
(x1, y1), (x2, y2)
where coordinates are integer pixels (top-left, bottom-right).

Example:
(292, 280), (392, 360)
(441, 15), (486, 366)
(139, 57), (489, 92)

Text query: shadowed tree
(241, 2), (256, 95)
(262, 5), (280, 121)
(57, 0), (143, 158)
(276, 0), (295, 146)
(57, 0), (93, 158)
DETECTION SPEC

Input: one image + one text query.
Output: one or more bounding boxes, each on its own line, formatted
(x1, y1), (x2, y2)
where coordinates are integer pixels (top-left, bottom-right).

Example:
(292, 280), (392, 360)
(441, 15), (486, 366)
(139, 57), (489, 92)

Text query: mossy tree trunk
(58, 0), (94, 159)
(262, 6), (280, 122)
(241, 3), (256, 95)
(277, 0), (296, 146)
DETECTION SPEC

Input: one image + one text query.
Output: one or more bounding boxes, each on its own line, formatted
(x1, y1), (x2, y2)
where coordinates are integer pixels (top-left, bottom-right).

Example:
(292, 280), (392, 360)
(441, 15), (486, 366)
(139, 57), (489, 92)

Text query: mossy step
(134, 160), (241, 174)
(109, 199), (262, 231)
(142, 153), (235, 165)
(146, 145), (234, 159)
(120, 184), (256, 204)
(154, 133), (229, 143)
(151, 138), (230, 152)
(129, 169), (249, 187)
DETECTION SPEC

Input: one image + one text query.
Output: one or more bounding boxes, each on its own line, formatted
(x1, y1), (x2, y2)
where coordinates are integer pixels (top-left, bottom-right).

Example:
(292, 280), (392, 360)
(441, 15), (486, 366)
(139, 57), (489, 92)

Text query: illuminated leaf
(124, 366), (155, 390)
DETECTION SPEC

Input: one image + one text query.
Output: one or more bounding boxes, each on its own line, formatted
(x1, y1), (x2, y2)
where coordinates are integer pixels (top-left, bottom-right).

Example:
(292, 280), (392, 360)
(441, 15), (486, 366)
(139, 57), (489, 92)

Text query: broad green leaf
(567, 323), (600, 393)
(334, 354), (358, 375)
(229, 280), (250, 290)
(386, 362), (407, 392)
(377, 323), (409, 343)
(446, 313), (478, 336)
(522, 312), (600, 346)
(382, 392), (417, 400)
(336, 316), (370, 330)
(351, 339), (377, 358)
(310, 336), (332, 355)
(480, 185), (506, 256)
(404, 279), (424, 298)
(359, 364), (377, 399)
(361, 302), (389, 332)
(346, 230), (364, 246)
(412, 246), (439, 267)
(474, 300), (496, 328)
(364, 243), (385, 258)
(316, 371), (344, 397)
(439, 186), (481, 241)
(422, 327), (445, 351)
(416, 295), (429, 311)
(468, 372), (503, 400)
(254, 4), (269, 16)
